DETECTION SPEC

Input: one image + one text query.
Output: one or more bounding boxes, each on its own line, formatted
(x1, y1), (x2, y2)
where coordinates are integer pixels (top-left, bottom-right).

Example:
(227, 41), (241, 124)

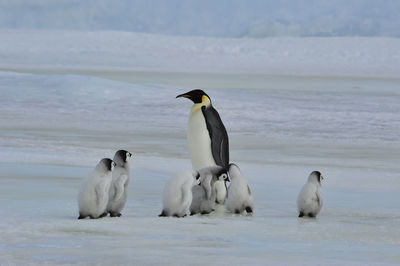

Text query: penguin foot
(308, 213), (316, 218)
(158, 210), (167, 217)
(298, 212), (304, 218)
(245, 207), (253, 214)
(234, 209), (241, 214)
(173, 214), (185, 218)
(78, 214), (86, 219)
(110, 212), (121, 217)
(99, 212), (108, 218)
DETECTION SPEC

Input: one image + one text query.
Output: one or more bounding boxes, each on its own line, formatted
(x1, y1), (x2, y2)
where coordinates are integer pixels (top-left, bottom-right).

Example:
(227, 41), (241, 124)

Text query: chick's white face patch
(219, 173), (228, 181)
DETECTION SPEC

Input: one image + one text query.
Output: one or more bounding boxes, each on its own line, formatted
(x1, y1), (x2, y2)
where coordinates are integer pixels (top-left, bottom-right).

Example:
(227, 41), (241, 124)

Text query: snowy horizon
(0, 0), (399, 38)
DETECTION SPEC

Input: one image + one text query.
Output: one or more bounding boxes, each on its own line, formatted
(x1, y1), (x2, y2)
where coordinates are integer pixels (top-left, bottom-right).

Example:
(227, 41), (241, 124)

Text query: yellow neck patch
(192, 95), (211, 112)
(202, 95), (211, 106)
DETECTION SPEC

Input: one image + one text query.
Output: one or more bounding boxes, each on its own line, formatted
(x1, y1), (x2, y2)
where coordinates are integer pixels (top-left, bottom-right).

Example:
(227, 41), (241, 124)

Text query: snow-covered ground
(0, 30), (399, 264)
(1, 30), (400, 77)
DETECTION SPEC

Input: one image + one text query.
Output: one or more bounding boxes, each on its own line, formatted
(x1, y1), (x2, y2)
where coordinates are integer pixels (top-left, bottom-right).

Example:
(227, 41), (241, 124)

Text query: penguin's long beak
(176, 93), (191, 99)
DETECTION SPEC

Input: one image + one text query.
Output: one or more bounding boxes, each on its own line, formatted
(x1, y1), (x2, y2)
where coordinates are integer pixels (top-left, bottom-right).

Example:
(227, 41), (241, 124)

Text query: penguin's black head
(216, 168), (230, 182)
(176, 89), (210, 104)
(99, 158), (115, 172)
(114, 150), (132, 165)
(311, 170), (323, 183)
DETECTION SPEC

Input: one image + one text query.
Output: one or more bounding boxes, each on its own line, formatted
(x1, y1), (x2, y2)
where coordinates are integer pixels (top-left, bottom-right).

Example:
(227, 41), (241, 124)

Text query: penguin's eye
(221, 174), (227, 180)
(196, 176), (200, 180)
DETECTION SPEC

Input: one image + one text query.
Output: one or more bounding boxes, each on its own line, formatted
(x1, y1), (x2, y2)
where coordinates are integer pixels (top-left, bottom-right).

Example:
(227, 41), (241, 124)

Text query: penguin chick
(297, 171), (324, 218)
(159, 170), (201, 217)
(78, 158), (115, 219)
(107, 150), (132, 217)
(214, 179), (228, 205)
(190, 165), (229, 215)
(225, 163), (254, 214)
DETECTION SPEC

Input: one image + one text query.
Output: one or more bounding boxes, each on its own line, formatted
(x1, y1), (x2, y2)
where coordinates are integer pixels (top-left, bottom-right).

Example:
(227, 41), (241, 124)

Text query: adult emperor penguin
(176, 89), (229, 204)
(78, 158), (115, 219)
(107, 150), (132, 217)
(297, 171), (324, 218)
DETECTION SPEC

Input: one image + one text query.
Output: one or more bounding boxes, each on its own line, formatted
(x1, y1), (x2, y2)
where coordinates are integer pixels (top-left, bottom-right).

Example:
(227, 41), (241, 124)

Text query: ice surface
(0, 161), (399, 265)
(0, 71), (399, 172)
(0, 30), (400, 264)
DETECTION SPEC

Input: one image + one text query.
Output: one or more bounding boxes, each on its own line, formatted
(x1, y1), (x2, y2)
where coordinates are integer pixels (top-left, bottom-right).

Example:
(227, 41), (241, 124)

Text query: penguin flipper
(113, 174), (128, 201)
(202, 106), (229, 167)
(95, 184), (102, 206)
(247, 184), (252, 196)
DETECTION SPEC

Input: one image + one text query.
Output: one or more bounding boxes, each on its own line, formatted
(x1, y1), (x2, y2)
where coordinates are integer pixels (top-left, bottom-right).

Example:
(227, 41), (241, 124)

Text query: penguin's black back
(201, 105), (229, 168)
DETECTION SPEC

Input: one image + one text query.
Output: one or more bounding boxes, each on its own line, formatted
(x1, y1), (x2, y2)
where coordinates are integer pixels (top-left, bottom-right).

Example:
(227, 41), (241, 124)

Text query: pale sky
(0, 0), (399, 37)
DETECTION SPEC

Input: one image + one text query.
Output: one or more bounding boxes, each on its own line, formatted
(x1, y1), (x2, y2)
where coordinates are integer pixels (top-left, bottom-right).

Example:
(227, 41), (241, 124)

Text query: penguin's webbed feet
(99, 212), (108, 218)
(245, 207), (253, 214)
(158, 210), (167, 217)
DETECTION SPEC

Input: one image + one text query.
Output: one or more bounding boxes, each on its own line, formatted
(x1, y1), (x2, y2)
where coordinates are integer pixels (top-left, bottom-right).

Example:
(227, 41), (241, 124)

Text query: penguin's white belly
(187, 109), (216, 170)
(214, 180), (227, 204)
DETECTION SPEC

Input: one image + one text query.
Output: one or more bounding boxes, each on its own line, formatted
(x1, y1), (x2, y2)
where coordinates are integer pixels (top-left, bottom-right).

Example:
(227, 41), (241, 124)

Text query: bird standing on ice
(176, 89), (229, 204)
(159, 170), (201, 217)
(78, 158), (115, 219)
(297, 171), (324, 218)
(107, 150), (132, 217)
(225, 163), (254, 214)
